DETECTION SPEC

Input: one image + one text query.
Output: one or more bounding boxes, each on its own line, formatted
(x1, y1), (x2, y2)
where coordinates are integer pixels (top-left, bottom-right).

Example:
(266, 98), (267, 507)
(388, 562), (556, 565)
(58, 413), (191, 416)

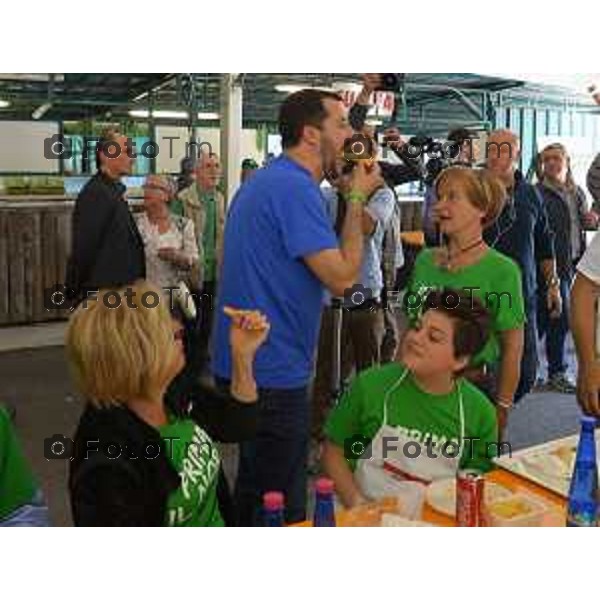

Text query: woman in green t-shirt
(322, 290), (498, 508)
(406, 166), (525, 434)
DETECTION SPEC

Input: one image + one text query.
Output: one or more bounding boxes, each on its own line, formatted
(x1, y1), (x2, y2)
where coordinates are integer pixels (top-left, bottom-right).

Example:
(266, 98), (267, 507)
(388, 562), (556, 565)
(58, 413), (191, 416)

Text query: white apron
(355, 368), (466, 500)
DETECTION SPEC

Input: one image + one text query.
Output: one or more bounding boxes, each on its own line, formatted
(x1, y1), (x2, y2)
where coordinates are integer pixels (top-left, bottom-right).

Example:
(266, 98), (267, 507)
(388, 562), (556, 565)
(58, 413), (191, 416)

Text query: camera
(343, 283), (373, 309)
(44, 434), (74, 460)
(376, 73), (406, 94)
(44, 284), (76, 312)
(344, 434), (372, 460)
(44, 134), (73, 160)
(343, 133), (375, 162)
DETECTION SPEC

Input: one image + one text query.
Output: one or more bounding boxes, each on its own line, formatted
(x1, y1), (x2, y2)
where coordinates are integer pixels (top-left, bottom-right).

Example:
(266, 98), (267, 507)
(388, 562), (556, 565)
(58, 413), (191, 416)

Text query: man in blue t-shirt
(212, 89), (383, 525)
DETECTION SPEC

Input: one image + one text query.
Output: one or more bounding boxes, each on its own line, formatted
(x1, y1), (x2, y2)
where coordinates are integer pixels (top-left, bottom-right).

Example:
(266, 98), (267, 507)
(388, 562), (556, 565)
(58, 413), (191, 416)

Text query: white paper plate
(426, 478), (512, 517)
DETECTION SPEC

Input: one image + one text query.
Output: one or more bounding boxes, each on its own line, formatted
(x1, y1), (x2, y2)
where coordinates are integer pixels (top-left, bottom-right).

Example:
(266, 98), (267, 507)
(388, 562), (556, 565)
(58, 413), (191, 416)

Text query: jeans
(311, 305), (384, 440)
(514, 308), (539, 403)
(233, 385), (310, 526)
(537, 276), (572, 379)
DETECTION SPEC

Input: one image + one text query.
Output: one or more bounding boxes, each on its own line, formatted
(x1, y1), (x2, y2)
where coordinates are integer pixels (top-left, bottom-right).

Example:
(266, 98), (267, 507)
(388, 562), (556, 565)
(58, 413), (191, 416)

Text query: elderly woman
(68, 280), (269, 527)
(135, 175), (200, 291)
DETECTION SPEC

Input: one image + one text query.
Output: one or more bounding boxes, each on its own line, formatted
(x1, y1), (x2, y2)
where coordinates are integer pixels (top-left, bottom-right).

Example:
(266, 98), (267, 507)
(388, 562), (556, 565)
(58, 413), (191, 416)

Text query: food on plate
(488, 497), (533, 519)
(380, 514), (434, 527)
(487, 493), (549, 527)
(343, 496), (402, 527)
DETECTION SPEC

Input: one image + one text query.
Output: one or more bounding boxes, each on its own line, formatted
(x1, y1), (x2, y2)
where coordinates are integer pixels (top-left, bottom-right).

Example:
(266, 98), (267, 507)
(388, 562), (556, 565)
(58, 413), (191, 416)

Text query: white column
(220, 73), (243, 206)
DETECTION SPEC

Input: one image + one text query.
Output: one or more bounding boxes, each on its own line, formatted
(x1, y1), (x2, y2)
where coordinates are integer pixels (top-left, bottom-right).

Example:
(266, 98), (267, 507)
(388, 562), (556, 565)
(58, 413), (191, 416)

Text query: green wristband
(346, 190), (367, 204)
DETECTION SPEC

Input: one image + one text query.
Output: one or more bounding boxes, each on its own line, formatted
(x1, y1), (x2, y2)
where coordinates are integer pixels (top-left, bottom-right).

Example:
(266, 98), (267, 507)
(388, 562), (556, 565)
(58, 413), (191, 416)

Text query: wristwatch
(546, 275), (560, 289)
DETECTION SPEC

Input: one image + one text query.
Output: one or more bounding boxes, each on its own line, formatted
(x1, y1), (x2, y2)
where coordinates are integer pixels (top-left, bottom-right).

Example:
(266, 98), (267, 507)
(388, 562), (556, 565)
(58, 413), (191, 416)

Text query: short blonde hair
(66, 280), (179, 408)
(435, 166), (507, 228)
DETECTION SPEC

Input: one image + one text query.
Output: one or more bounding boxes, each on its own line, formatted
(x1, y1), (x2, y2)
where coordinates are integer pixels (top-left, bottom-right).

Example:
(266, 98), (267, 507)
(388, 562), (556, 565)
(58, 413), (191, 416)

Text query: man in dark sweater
(483, 129), (561, 403)
(66, 128), (145, 299)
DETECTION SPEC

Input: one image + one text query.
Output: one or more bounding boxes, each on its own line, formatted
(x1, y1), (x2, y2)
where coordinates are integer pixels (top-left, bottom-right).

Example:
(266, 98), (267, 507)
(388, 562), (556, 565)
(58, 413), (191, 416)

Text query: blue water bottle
(566, 416), (598, 527)
(313, 477), (336, 527)
(263, 491), (285, 527)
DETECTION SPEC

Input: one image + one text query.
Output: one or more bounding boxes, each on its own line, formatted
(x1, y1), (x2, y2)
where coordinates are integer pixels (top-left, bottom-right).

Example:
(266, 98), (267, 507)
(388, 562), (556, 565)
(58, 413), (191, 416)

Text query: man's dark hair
(278, 89), (343, 149)
(422, 288), (491, 360)
(95, 127), (122, 171)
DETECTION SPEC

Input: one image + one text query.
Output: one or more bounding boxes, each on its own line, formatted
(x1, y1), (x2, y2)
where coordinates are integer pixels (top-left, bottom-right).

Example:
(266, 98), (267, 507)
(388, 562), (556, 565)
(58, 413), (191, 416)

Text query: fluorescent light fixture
(0, 99), (10, 108)
(197, 112), (219, 120)
(129, 109), (219, 120)
(128, 109), (188, 119)
(32, 102), (52, 120)
(153, 110), (188, 119)
(275, 84), (309, 94)
(133, 91), (149, 102)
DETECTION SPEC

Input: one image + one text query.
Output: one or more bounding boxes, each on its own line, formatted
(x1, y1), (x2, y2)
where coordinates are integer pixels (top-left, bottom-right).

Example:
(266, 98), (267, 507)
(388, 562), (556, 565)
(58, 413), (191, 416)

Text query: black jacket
(69, 385), (258, 527)
(535, 182), (588, 277)
(483, 170), (555, 314)
(66, 171), (146, 296)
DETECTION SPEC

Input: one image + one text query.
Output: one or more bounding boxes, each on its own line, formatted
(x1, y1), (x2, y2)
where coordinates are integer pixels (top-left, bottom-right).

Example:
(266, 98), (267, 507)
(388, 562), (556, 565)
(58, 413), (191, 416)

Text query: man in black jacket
(66, 128), (145, 299)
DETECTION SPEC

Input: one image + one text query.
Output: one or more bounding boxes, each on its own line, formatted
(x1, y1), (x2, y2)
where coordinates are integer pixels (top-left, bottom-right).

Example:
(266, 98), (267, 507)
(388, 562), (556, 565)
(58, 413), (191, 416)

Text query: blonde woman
(405, 167), (526, 435)
(535, 143), (596, 392)
(67, 281), (269, 527)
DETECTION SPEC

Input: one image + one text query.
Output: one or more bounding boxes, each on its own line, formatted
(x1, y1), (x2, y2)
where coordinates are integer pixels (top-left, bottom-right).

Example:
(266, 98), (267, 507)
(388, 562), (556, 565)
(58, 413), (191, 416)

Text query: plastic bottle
(313, 477), (336, 527)
(566, 416), (598, 527)
(263, 491), (285, 527)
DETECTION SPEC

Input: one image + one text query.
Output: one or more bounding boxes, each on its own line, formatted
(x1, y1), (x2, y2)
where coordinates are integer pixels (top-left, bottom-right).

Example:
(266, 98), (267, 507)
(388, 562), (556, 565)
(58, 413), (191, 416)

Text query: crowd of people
(3, 74), (600, 527)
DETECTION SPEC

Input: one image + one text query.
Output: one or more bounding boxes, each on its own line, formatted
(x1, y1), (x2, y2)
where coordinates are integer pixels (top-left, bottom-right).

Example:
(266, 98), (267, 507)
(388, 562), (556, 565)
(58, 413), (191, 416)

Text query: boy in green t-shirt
(0, 406), (50, 526)
(322, 290), (499, 508)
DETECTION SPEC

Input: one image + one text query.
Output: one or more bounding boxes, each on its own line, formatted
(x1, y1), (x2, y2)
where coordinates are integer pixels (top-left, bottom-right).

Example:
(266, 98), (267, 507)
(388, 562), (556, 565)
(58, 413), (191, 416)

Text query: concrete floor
(0, 324), (584, 526)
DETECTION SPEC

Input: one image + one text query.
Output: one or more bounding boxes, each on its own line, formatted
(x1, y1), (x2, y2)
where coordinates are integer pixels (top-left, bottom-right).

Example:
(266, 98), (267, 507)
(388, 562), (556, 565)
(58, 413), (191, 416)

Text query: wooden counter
(0, 198), (73, 325)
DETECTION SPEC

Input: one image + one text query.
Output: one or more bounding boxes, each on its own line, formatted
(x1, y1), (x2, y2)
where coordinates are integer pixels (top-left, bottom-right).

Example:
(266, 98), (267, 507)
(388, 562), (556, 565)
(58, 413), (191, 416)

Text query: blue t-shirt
(212, 155), (338, 388)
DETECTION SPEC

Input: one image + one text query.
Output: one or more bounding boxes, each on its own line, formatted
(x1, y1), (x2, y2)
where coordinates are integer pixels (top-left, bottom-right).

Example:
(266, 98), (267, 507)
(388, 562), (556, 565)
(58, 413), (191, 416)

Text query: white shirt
(577, 230), (600, 284)
(135, 212), (199, 289)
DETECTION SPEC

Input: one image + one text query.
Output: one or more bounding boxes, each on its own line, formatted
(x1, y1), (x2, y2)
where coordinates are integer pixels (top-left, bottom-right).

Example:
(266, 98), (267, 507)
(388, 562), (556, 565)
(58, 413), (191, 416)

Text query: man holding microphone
(212, 89), (383, 525)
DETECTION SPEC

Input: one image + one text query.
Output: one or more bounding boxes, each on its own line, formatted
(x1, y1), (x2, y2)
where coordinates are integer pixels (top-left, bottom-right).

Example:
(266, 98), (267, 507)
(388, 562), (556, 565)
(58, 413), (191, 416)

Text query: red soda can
(456, 469), (485, 527)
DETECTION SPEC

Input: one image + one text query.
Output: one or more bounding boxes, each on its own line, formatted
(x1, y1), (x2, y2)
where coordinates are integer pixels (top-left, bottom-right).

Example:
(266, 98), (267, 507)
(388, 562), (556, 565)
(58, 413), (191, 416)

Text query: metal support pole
(220, 73), (243, 205)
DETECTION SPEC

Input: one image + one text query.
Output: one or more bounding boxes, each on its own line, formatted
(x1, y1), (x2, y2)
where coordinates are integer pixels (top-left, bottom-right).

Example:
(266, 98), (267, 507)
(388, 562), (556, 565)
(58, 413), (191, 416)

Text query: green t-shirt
(201, 190), (217, 283)
(406, 248), (526, 366)
(158, 417), (224, 527)
(324, 363), (498, 473)
(169, 197), (184, 217)
(0, 406), (38, 520)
